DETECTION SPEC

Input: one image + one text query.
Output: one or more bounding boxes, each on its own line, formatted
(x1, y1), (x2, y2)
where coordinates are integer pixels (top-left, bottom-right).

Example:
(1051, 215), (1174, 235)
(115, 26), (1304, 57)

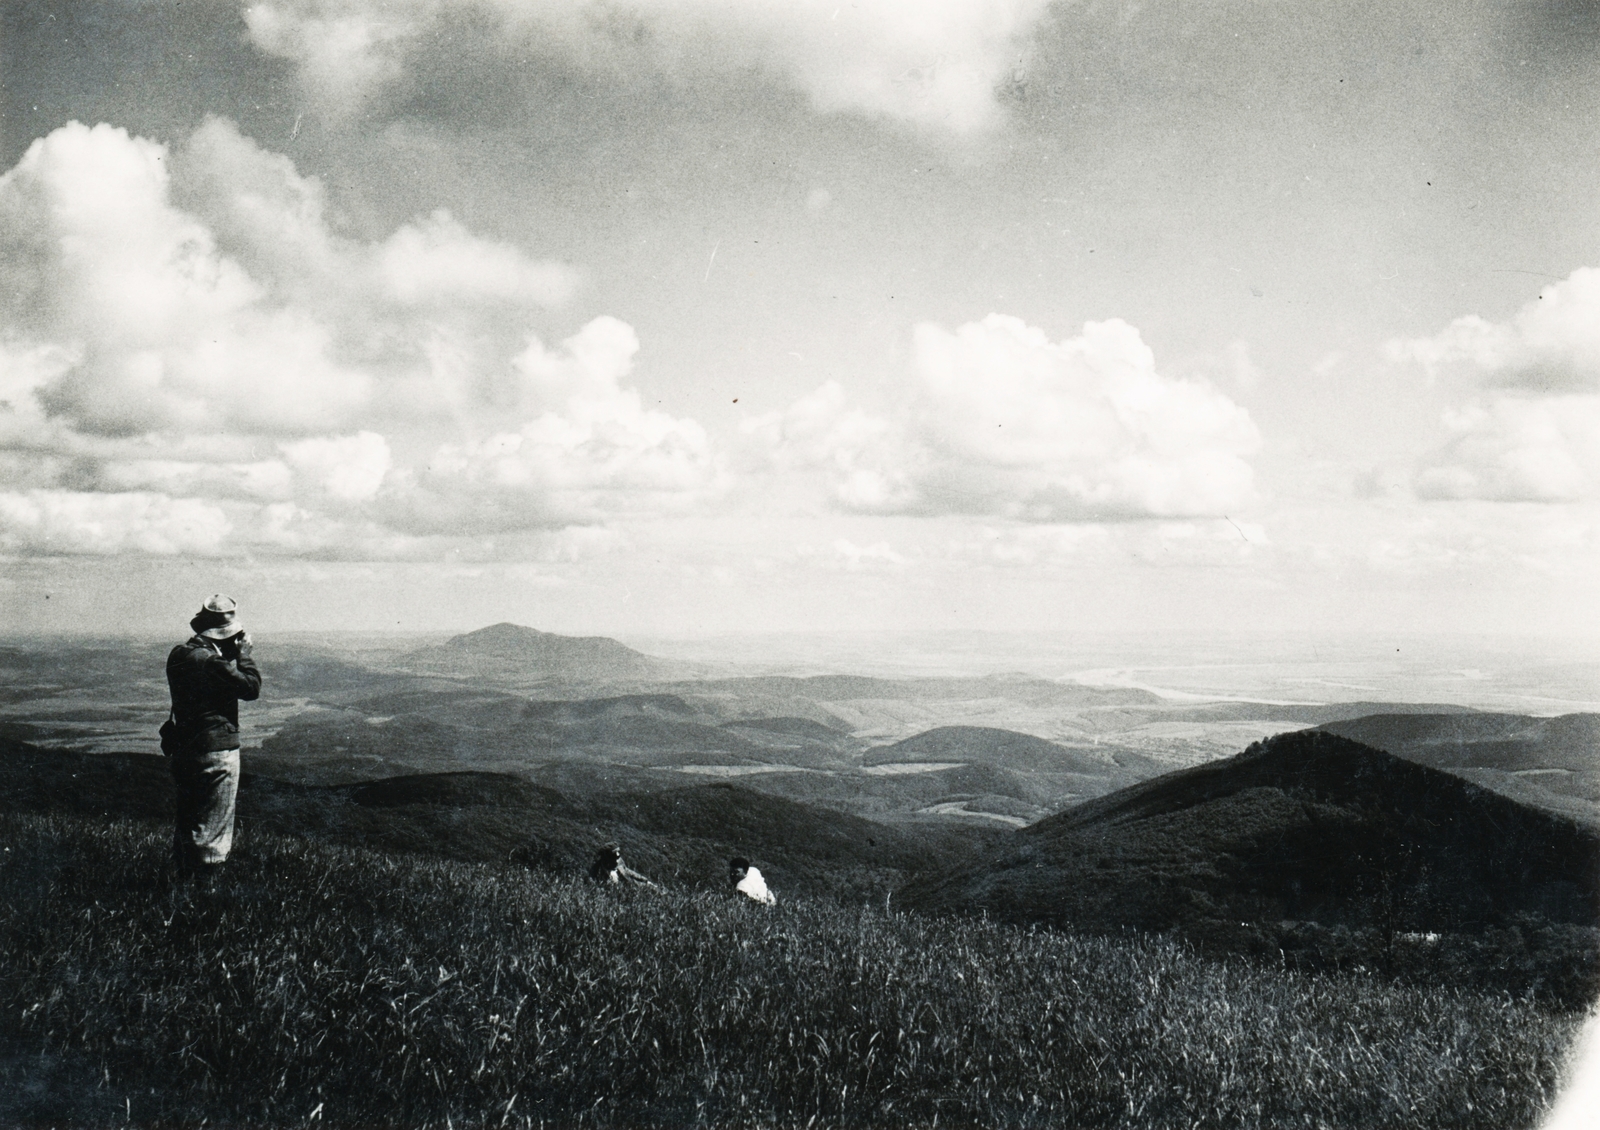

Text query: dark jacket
(166, 637), (262, 754)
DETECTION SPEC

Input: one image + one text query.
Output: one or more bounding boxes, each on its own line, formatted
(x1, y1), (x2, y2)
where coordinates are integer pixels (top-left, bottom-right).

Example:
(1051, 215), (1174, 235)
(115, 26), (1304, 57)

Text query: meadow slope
(0, 810), (1587, 1129)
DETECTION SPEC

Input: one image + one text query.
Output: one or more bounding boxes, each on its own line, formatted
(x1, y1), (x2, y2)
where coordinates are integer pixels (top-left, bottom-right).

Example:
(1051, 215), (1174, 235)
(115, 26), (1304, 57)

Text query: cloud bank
(0, 118), (1259, 562)
(747, 314), (1261, 521)
(242, 0), (1052, 134)
(1395, 269), (1600, 502)
(0, 120), (718, 557)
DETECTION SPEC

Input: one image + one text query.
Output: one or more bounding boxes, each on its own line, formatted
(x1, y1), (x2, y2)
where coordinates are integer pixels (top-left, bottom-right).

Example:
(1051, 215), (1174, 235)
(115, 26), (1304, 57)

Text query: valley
(4, 623), (1597, 959)
(3, 624), (1598, 1126)
(16, 625), (1597, 829)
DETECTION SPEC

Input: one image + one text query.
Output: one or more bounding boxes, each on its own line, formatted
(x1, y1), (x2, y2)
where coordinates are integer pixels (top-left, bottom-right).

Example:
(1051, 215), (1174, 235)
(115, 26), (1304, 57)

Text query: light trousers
(171, 748), (240, 870)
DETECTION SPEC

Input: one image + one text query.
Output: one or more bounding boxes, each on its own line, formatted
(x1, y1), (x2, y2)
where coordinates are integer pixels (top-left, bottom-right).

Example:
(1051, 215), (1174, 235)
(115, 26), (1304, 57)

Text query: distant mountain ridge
(412, 623), (670, 681)
(1152, 700), (1481, 725)
(673, 673), (1163, 707)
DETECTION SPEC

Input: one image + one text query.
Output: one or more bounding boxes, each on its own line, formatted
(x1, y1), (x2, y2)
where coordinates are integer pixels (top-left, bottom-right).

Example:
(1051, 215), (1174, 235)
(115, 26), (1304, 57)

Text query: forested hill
(899, 729), (1600, 999)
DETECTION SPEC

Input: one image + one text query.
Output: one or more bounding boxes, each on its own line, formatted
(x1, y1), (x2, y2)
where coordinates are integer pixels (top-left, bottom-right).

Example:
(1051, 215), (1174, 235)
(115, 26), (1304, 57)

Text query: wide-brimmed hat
(190, 594), (244, 640)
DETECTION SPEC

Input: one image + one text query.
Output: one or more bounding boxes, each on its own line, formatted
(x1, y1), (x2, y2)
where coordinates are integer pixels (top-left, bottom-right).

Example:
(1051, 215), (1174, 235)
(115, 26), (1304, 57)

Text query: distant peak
(456, 622), (552, 641)
(424, 621), (663, 677)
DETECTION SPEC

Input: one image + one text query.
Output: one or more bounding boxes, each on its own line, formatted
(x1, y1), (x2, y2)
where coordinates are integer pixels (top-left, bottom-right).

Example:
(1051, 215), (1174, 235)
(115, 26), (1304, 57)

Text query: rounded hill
(901, 729), (1600, 944)
(864, 725), (1122, 773)
(414, 623), (669, 680)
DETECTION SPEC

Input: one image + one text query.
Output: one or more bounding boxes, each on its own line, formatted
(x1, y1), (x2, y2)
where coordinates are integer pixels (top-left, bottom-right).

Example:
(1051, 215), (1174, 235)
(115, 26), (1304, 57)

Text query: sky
(1, 0), (1598, 642)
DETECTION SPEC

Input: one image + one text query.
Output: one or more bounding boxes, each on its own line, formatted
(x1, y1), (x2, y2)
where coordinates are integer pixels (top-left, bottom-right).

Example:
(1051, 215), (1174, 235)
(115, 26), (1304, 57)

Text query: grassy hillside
(0, 739), (996, 903)
(0, 810), (1583, 1129)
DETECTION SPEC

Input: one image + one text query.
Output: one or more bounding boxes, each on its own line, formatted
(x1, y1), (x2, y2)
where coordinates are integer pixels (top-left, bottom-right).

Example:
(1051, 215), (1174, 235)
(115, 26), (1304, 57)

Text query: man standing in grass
(165, 595), (261, 882)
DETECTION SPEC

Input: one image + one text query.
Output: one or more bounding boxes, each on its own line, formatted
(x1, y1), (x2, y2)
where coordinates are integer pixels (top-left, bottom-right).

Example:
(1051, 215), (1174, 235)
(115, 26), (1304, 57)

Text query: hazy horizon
(8, 621), (1595, 715)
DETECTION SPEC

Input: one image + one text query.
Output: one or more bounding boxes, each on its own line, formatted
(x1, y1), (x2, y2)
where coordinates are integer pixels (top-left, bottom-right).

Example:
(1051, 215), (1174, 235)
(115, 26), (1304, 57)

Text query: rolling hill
(864, 724), (1147, 773)
(899, 729), (1600, 998)
(846, 724), (1162, 821)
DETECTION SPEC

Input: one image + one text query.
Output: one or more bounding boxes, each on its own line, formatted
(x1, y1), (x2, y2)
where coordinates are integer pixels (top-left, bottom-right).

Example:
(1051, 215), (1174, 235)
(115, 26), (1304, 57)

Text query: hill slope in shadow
(903, 729), (1599, 932)
(1314, 712), (1600, 828)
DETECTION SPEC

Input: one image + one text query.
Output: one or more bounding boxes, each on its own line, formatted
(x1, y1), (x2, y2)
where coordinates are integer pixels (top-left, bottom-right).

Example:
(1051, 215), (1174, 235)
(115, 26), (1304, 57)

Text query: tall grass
(0, 810), (1586, 1128)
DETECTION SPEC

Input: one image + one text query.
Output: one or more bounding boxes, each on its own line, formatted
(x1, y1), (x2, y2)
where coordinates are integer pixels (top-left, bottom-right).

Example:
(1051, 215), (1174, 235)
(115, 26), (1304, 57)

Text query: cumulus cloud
(1415, 397), (1600, 503)
(1395, 268), (1600, 502)
(1391, 268), (1600, 394)
(244, 0), (412, 112)
(242, 0), (1051, 134)
(944, 518), (1267, 571)
(742, 381), (924, 513)
(86, 458), (294, 502)
(0, 341), (72, 446)
(747, 315), (1261, 521)
(280, 431), (392, 503)
(0, 120), (713, 558)
(379, 211), (576, 310)
(0, 490), (232, 557)
(386, 319), (718, 534)
(1, 120), (372, 438)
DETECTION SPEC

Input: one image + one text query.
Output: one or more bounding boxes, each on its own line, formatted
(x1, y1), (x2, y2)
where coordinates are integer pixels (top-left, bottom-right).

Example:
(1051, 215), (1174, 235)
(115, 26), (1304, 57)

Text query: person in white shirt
(729, 856), (776, 905)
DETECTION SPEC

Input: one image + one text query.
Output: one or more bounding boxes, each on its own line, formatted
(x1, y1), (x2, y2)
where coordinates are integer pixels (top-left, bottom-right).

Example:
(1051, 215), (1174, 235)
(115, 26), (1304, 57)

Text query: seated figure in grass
(589, 842), (657, 888)
(729, 856), (776, 905)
